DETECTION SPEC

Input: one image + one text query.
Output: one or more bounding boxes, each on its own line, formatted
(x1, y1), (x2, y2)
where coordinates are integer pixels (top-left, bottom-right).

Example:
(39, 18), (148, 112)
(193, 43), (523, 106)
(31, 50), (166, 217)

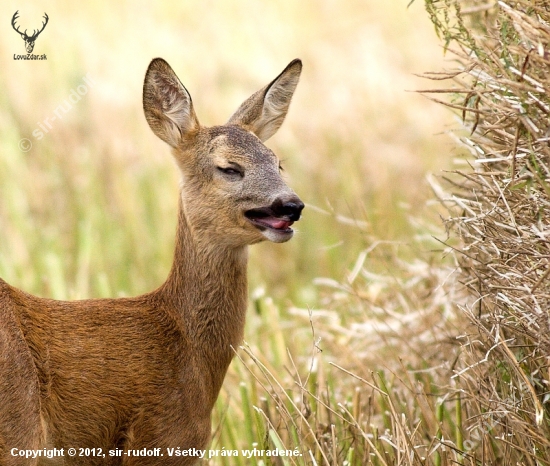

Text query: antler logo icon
(11, 11), (49, 54)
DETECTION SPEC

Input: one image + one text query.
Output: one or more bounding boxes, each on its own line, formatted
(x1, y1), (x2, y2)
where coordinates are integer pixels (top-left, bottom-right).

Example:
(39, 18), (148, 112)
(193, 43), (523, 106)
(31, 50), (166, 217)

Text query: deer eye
(217, 166), (243, 177)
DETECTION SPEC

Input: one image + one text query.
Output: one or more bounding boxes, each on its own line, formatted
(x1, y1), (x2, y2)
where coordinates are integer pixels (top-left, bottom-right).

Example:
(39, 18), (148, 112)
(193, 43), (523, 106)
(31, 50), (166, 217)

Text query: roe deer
(0, 57), (303, 465)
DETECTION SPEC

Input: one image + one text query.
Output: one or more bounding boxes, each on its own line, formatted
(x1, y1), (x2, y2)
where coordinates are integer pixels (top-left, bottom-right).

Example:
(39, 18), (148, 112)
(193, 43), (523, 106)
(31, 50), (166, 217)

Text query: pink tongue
(263, 217), (291, 230)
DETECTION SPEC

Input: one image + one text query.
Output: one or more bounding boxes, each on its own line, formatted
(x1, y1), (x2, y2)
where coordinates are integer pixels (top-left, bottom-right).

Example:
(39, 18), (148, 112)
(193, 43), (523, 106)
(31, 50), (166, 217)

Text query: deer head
(11, 11), (48, 54)
(143, 58), (305, 247)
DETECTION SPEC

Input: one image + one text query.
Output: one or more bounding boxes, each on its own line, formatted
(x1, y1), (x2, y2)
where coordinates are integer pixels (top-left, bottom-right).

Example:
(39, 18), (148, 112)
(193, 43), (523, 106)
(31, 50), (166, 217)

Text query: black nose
(271, 197), (305, 221)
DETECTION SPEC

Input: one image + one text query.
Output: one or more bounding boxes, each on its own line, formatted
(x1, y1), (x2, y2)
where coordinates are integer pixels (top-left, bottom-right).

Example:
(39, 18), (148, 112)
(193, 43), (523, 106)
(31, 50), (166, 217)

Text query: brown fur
(0, 58), (303, 465)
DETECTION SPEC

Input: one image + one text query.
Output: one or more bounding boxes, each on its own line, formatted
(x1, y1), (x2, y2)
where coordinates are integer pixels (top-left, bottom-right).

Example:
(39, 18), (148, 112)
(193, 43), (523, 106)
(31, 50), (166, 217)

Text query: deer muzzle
(245, 196), (304, 243)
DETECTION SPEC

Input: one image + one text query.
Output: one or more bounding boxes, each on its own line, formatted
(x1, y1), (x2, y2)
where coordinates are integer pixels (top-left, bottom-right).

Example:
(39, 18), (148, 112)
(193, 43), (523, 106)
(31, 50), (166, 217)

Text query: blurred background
(0, 0), (454, 305)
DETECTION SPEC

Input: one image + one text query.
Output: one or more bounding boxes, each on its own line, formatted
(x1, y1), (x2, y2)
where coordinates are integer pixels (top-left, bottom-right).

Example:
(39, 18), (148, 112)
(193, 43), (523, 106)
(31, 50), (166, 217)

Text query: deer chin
(244, 209), (295, 243)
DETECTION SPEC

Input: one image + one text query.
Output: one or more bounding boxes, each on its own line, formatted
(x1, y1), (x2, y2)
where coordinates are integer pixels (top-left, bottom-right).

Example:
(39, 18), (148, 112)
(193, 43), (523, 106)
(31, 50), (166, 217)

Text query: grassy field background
(0, 1), (463, 464)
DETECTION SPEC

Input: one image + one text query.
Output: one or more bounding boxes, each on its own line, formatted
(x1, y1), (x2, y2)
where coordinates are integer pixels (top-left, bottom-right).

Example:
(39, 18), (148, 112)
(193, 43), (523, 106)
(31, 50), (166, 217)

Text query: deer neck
(158, 196), (249, 389)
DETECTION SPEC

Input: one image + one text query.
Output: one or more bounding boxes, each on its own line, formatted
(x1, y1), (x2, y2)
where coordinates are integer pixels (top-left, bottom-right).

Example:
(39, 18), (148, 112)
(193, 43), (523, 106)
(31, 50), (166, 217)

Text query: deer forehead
(203, 126), (278, 167)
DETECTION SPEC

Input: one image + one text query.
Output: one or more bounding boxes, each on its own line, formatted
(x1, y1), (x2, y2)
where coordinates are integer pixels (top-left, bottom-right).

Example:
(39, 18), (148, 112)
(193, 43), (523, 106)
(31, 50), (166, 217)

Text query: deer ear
(143, 58), (200, 148)
(227, 59), (302, 142)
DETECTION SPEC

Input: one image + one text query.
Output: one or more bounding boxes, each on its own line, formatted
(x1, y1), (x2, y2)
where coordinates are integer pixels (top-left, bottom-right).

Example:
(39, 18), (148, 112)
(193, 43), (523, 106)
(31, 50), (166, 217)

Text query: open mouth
(244, 207), (294, 233)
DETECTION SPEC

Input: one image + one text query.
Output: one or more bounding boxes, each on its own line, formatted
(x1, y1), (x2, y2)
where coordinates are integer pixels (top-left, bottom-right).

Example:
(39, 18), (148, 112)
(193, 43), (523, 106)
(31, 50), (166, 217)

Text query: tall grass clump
(423, 0), (550, 462)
